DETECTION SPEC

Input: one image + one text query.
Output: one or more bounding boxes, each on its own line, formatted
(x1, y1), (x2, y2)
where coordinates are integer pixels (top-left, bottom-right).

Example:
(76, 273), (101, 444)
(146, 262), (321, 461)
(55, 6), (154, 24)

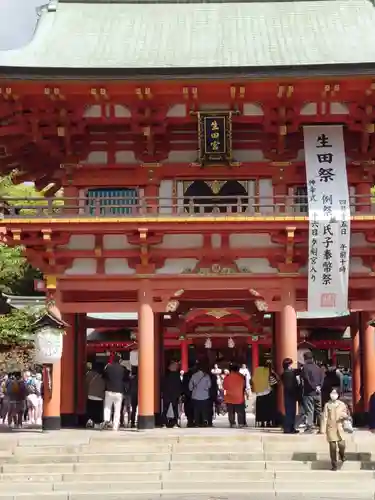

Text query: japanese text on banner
(303, 125), (350, 315)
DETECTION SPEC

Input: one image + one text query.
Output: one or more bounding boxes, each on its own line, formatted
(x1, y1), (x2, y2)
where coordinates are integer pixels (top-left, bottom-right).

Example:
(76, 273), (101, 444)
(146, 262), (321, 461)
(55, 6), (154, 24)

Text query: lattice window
(86, 188), (138, 215)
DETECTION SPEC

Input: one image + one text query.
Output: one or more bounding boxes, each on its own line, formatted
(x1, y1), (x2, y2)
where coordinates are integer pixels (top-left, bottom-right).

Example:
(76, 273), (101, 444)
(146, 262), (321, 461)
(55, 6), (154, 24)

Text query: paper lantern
(204, 338), (212, 349)
(228, 337), (235, 349)
(34, 327), (63, 364)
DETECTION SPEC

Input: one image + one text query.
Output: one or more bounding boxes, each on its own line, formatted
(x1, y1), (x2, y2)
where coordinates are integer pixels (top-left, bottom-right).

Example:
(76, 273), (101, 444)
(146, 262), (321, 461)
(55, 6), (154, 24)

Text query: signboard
(303, 125), (351, 315)
(197, 112), (234, 166)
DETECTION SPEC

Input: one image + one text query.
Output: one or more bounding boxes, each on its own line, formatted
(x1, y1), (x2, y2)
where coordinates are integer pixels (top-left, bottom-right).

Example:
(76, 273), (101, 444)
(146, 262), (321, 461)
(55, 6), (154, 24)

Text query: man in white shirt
(189, 365), (212, 427)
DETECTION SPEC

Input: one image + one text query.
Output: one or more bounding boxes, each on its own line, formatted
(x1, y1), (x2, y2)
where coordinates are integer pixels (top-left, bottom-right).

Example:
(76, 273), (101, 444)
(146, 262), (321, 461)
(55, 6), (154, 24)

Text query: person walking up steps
(101, 354), (126, 431)
(320, 388), (349, 471)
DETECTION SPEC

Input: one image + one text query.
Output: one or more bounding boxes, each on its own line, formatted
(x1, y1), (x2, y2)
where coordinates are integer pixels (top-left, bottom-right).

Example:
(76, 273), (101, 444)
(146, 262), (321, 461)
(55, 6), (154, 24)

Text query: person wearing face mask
(320, 388), (349, 471)
(281, 358), (300, 434)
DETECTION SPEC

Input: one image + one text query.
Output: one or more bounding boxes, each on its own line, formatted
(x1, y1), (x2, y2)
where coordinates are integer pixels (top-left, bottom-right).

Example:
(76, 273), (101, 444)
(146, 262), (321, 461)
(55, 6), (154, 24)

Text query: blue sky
(0, 0), (45, 50)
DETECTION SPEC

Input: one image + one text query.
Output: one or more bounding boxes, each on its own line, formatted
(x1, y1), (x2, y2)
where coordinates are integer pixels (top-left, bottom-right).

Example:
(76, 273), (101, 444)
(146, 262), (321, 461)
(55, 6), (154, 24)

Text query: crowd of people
(0, 371), (43, 428)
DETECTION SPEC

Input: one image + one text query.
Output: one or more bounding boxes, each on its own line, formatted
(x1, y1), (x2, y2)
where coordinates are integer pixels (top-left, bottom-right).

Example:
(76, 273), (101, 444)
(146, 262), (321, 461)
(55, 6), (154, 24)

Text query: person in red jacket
(223, 364), (247, 428)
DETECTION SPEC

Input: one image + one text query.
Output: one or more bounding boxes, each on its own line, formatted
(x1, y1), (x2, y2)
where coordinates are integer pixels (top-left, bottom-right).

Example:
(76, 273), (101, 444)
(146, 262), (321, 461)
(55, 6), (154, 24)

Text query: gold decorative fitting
(144, 88), (152, 99)
(286, 85), (294, 98)
(42, 229), (52, 241)
(279, 125), (287, 136)
(45, 275), (57, 290)
(94, 247), (102, 257)
(206, 309), (231, 319)
(11, 230), (21, 241)
(182, 87), (189, 99)
(57, 126), (65, 137)
(192, 88), (198, 99)
(366, 123), (375, 133)
(277, 86), (285, 98)
(136, 88), (144, 100)
(143, 126), (151, 137)
(230, 87), (236, 99)
(239, 87), (245, 99)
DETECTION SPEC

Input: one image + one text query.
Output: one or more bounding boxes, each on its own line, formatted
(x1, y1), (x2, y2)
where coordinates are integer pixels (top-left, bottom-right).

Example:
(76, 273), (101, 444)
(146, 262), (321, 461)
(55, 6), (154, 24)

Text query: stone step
(2, 470), (375, 483)
(1, 480), (375, 495)
(4, 451), (375, 464)
(3, 459), (374, 474)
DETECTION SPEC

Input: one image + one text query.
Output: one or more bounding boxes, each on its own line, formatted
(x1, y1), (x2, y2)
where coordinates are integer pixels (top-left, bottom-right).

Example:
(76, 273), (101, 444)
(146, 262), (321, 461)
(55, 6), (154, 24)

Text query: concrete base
(61, 413), (79, 428)
(42, 415), (61, 431)
(138, 415), (155, 429)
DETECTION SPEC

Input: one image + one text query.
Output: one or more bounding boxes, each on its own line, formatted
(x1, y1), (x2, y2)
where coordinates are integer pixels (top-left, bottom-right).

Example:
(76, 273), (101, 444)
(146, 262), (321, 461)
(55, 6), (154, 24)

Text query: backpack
(6, 380), (20, 397)
(27, 379), (41, 397)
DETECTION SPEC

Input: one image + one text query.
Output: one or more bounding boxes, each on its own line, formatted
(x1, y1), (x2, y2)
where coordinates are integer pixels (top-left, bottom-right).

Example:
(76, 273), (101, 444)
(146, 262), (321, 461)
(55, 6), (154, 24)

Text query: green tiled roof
(1, 0), (375, 71)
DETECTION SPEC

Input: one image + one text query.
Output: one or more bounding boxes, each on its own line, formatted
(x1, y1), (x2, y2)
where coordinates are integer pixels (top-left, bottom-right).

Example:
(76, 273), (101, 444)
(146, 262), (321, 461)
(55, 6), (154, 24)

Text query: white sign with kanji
(303, 125), (351, 315)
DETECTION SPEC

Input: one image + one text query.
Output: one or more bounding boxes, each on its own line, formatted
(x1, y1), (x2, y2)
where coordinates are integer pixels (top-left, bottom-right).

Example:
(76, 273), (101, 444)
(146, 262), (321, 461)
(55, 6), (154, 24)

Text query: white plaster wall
(300, 103), (317, 115)
(83, 105), (102, 118)
(159, 180), (173, 214)
(350, 232), (375, 247)
(229, 233), (281, 248)
(211, 234), (222, 248)
(104, 259), (136, 275)
(155, 234), (204, 249)
(330, 103), (349, 115)
(65, 259), (97, 275)
(63, 235), (95, 250)
(114, 105), (131, 117)
(115, 151), (136, 163)
(167, 105), (187, 117)
(259, 179), (274, 214)
(155, 258), (199, 274)
(235, 258), (278, 274)
(166, 151), (197, 163)
(233, 150), (265, 162)
(243, 104), (264, 116)
(82, 151), (108, 164)
(103, 235), (136, 250)
(350, 257), (371, 273)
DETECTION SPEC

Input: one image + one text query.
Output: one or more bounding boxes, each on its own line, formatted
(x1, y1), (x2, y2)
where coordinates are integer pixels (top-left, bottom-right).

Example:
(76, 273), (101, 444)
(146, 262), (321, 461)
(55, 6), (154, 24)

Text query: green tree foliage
(0, 175), (44, 295)
(0, 307), (37, 347)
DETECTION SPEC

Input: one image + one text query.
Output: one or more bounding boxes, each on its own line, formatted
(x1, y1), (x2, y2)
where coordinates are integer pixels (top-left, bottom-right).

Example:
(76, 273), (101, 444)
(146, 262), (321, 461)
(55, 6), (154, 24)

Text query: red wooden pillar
(361, 312), (375, 414)
(43, 276), (62, 430)
(154, 314), (162, 421)
(77, 314), (87, 419)
(180, 339), (189, 372)
(60, 313), (76, 427)
(331, 350), (337, 366)
(138, 282), (155, 429)
(251, 343), (259, 375)
(276, 280), (298, 415)
(351, 315), (361, 415)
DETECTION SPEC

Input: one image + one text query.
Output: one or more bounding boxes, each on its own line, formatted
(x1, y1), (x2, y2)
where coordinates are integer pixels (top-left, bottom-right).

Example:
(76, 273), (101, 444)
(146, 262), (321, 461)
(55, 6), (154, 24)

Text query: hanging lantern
(228, 337), (235, 349)
(34, 326), (64, 365)
(204, 337), (212, 349)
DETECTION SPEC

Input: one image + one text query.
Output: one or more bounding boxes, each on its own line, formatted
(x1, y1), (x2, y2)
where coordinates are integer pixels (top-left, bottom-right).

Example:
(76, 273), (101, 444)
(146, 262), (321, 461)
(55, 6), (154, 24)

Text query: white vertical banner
(303, 125), (350, 315)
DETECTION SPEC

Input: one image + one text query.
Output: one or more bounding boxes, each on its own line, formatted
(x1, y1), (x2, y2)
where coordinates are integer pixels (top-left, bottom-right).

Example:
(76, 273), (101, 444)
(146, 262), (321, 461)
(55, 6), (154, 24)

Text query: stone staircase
(0, 429), (375, 499)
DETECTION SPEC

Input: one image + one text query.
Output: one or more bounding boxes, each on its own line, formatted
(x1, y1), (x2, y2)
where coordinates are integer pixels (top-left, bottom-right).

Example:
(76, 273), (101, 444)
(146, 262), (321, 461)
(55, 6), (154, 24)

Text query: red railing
(0, 195), (373, 218)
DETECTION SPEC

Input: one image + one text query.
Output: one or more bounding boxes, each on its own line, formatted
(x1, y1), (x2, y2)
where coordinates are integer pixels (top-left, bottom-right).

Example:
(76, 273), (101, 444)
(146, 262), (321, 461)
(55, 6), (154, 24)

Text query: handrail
(0, 194), (373, 218)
